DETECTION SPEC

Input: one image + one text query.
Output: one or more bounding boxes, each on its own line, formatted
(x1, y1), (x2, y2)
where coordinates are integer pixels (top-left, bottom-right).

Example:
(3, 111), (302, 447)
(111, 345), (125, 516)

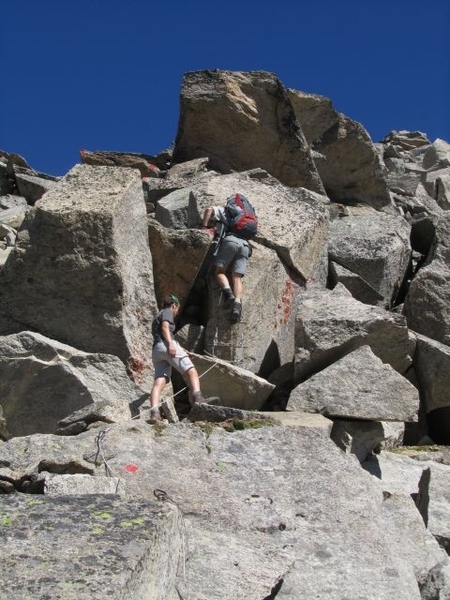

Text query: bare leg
(231, 272), (243, 300)
(185, 367), (201, 394)
(150, 376), (167, 409)
(216, 269), (230, 291)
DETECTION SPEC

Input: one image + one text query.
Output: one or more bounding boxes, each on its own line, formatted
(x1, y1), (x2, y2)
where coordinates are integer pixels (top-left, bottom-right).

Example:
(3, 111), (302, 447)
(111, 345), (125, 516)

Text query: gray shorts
(214, 235), (250, 276)
(152, 341), (195, 380)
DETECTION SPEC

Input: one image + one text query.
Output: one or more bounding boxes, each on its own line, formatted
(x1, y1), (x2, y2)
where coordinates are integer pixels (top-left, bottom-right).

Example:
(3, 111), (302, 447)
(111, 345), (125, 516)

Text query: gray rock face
(303, 110), (393, 210)
(328, 207), (412, 307)
(0, 493), (182, 600)
(148, 217), (212, 308)
(1, 71), (450, 599)
(0, 331), (142, 436)
(331, 420), (405, 463)
(0, 201), (30, 230)
(154, 187), (194, 228)
(0, 420), (434, 599)
(203, 242), (300, 373)
(288, 89), (339, 145)
(380, 492), (448, 589)
(436, 171), (450, 210)
(14, 168), (57, 204)
(363, 450), (450, 561)
(172, 70), (325, 193)
(43, 472), (124, 495)
(294, 286), (414, 381)
(80, 148), (163, 177)
(0, 164), (157, 385)
(289, 345), (419, 421)
(329, 260), (384, 305)
(414, 333), (450, 413)
(382, 130), (431, 153)
(189, 352), (275, 409)
(291, 97), (402, 213)
(423, 138), (450, 170)
(424, 166), (450, 203)
(147, 171), (330, 374)
(188, 171), (330, 281)
(404, 212), (450, 345)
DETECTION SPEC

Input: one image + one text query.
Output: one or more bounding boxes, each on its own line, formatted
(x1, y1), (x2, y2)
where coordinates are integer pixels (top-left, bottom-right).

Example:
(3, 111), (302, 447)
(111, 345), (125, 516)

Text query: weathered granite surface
(0, 494), (182, 600)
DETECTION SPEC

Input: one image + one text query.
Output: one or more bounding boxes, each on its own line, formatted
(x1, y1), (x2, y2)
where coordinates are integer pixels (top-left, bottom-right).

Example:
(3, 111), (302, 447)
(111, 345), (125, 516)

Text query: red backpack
(224, 193), (258, 240)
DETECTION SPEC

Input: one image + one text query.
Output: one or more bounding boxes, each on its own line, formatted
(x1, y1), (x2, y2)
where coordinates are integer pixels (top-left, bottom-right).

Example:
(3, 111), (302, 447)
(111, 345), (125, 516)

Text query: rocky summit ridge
(0, 69), (449, 599)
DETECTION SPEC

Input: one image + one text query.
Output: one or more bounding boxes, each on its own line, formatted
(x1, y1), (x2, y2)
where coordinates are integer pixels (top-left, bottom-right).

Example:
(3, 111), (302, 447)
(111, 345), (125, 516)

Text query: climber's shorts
(214, 235), (250, 276)
(152, 341), (194, 380)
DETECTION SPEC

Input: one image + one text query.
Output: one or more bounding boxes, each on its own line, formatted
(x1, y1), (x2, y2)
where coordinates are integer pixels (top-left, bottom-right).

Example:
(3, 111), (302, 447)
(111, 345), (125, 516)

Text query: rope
(129, 358), (221, 422)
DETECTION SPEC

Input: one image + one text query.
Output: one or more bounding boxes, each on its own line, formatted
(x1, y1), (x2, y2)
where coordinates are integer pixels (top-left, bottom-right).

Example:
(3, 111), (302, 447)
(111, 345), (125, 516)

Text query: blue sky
(2, 0), (449, 177)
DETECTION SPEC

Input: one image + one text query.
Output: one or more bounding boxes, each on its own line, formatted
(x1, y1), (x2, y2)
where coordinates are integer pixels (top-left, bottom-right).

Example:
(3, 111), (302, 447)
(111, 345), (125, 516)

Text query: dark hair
(162, 294), (180, 308)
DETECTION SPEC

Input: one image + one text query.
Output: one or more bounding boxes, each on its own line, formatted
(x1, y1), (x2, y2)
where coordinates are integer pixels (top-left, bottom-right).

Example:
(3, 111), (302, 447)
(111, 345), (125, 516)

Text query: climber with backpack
(200, 193), (258, 323)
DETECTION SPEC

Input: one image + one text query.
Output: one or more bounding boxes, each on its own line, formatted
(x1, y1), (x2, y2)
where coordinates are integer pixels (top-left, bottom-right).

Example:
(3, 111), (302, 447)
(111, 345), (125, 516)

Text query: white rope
(130, 358), (221, 421)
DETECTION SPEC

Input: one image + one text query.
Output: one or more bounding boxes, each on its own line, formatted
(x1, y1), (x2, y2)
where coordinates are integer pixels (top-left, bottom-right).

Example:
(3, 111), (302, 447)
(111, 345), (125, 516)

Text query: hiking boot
(222, 288), (235, 307)
(231, 301), (242, 323)
(148, 407), (162, 423)
(202, 396), (221, 406)
(191, 391), (207, 404)
(190, 391), (220, 405)
(192, 393), (221, 405)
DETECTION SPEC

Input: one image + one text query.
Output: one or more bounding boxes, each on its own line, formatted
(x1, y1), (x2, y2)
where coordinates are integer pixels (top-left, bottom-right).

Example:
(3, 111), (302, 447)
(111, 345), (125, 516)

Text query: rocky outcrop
(0, 331), (143, 437)
(363, 448), (450, 558)
(294, 285), (415, 382)
(172, 70), (325, 193)
(404, 212), (450, 346)
(148, 217), (212, 309)
(79, 148), (168, 177)
(328, 205), (412, 307)
(289, 345), (419, 421)
(0, 492), (182, 599)
(189, 352), (275, 409)
(0, 164), (157, 385)
(1, 419), (449, 599)
(289, 91), (393, 211)
(1, 68), (450, 598)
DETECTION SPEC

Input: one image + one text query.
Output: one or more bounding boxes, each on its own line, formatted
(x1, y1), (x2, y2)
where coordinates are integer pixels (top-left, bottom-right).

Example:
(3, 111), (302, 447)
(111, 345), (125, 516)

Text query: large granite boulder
(363, 449), (450, 559)
(404, 212), (450, 346)
(331, 420), (405, 463)
(172, 70), (325, 193)
(288, 93), (393, 211)
(0, 331), (143, 437)
(423, 138), (450, 170)
(187, 171), (330, 282)
(189, 352), (275, 409)
(148, 217), (212, 310)
(147, 171), (328, 375)
(0, 419), (439, 599)
(0, 494), (182, 600)
(328, 206), (412, 307)
(294, 285), (415, 382)
(423, 166), (450, 210)
(329, 260), (384, 306)
(0, 194), (30, 228)
(79, 149), (163, 177)
(14, 167), (58, 205)
(413, 333), (450, 414)
(0, 164), (157, 385)
(203, 242), (301, 374)
(287, 89), (339, 145)
(289, 345), (419, 422)
(412, 332), (450, 444)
